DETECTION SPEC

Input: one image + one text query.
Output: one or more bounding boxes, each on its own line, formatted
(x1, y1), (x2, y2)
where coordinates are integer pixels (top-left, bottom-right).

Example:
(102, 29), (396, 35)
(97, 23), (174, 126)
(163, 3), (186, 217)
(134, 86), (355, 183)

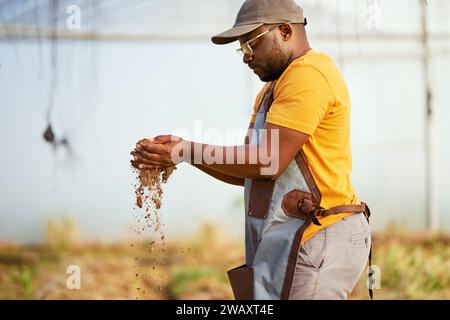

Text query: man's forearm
(191, 163), (245, 186)
(182, 141), (279, 180)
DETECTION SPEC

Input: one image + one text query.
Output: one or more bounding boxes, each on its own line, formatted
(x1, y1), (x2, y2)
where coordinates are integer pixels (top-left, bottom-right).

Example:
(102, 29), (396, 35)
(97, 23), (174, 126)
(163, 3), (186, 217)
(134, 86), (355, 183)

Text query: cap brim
(211, 23), (264, 45)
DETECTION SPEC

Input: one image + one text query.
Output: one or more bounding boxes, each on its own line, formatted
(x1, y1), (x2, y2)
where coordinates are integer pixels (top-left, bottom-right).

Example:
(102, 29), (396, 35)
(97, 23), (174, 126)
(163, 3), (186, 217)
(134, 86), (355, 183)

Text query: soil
(131, 139), (176, 232)
(130, 139), (176, 299)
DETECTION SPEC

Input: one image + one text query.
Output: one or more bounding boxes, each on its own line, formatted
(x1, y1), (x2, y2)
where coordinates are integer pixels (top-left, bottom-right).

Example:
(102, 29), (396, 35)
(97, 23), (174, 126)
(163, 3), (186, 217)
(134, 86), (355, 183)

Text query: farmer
(132, 0), (372, 300)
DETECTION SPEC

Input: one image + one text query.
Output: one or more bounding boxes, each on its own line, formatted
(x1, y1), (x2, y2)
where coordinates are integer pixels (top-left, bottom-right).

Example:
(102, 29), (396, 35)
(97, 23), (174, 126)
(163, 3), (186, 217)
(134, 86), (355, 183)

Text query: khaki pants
(289, 213), (371, 300)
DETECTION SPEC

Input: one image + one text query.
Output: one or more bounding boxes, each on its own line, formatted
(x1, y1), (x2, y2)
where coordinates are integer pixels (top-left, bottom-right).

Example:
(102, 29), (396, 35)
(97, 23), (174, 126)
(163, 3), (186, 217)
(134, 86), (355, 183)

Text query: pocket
(299, 234), (325, 270)
(350, 230), (369, 248)
(281, 189), (313, 220)
(248, 180), (275, 219)
(227, 265), (254, 300)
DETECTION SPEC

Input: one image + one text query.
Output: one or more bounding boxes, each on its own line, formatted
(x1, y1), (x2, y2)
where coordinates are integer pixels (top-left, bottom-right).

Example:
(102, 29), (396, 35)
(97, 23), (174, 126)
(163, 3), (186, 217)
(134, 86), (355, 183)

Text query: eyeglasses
(236, 20), (308, 58)
(236, 24), (281, 58)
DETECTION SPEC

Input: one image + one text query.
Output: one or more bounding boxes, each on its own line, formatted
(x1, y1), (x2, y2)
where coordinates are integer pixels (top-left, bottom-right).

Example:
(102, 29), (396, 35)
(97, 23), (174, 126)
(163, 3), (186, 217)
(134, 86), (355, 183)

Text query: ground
(1, 224), (449, 300)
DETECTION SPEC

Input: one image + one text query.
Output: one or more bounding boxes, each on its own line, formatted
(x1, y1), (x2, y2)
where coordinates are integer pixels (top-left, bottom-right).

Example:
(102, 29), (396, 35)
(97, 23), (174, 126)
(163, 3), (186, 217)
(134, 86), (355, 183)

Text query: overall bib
(227, 82), (371, 300)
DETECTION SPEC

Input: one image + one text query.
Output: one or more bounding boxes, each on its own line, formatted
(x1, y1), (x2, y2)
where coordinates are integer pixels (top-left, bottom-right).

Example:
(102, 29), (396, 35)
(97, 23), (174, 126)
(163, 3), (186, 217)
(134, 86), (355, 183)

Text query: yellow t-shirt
(250, 49), (360, 243)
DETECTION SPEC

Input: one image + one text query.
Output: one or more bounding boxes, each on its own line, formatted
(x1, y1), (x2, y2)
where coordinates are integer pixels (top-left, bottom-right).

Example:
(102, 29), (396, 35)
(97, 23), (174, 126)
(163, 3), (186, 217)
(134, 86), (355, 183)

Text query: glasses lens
(237, 43), (253, 58)
(243, 43), (253, 57)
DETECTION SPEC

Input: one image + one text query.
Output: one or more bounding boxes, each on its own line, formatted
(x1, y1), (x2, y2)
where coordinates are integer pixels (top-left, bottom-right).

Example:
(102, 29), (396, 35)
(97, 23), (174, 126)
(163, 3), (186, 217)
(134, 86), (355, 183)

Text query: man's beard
(258, 39), (292, 82)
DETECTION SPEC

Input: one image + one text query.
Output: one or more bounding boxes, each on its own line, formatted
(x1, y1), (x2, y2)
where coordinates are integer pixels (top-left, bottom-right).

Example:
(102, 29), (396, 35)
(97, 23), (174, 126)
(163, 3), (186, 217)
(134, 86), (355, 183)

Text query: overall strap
(294, 151), (322, 204)
(247, 81), (277, 219)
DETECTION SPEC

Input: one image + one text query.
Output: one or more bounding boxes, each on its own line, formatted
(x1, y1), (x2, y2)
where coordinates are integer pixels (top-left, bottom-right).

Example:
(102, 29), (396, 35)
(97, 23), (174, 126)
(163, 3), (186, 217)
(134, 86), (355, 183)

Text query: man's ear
(279, 24), (293, 41)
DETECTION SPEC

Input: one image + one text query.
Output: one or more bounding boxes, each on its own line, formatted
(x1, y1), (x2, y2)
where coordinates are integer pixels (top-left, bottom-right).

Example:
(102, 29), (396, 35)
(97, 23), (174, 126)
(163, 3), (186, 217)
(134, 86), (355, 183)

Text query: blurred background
(0, 0), (449, 299)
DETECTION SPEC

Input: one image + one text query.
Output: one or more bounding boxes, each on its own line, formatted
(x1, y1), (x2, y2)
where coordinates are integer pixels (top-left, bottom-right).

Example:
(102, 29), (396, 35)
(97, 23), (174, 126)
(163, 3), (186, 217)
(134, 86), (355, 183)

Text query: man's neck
(270, 43), (312, 83)
(291, 44), (311, 62)
(279, 45), (311, 79)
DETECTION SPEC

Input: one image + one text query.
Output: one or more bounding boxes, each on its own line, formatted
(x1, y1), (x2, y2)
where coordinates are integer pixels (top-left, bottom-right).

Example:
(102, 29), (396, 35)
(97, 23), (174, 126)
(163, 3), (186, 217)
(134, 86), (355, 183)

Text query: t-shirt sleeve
(266, 65), (333, 135)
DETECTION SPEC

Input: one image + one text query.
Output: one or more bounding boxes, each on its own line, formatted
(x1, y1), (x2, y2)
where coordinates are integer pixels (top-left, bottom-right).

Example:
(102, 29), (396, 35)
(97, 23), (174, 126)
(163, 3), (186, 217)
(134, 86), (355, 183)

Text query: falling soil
(130, 139), (176, 299)
(134, 165), (175, 232)
(131, 139), (176, 233)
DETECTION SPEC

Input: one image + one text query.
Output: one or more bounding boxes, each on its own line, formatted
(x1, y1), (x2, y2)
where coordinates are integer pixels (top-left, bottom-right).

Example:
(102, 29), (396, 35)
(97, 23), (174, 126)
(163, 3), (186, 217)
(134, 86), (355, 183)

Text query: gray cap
(212, 0), (306, 45)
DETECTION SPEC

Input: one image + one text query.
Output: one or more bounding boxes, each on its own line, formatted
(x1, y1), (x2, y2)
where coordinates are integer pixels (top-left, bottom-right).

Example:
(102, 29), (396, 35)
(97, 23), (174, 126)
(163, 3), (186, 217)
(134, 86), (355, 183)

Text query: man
(132, 0), (371, 300)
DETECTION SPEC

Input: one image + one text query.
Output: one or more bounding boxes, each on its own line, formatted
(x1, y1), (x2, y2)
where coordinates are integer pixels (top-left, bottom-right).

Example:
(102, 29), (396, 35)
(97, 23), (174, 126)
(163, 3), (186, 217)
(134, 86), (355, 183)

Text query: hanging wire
(33, 0), (43, 81)
(44, 0), (75, 158)
(46, 0), (58, 124)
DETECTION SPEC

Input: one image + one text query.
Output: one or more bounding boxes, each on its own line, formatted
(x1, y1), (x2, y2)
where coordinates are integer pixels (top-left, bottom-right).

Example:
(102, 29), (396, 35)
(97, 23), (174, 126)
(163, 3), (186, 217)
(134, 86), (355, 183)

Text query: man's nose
(243, 54), (253, 65)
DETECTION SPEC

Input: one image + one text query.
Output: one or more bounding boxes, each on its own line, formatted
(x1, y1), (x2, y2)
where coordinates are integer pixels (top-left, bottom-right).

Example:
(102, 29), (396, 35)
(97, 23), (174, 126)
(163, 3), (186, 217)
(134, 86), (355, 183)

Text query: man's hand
(131, 135), (186, 170)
